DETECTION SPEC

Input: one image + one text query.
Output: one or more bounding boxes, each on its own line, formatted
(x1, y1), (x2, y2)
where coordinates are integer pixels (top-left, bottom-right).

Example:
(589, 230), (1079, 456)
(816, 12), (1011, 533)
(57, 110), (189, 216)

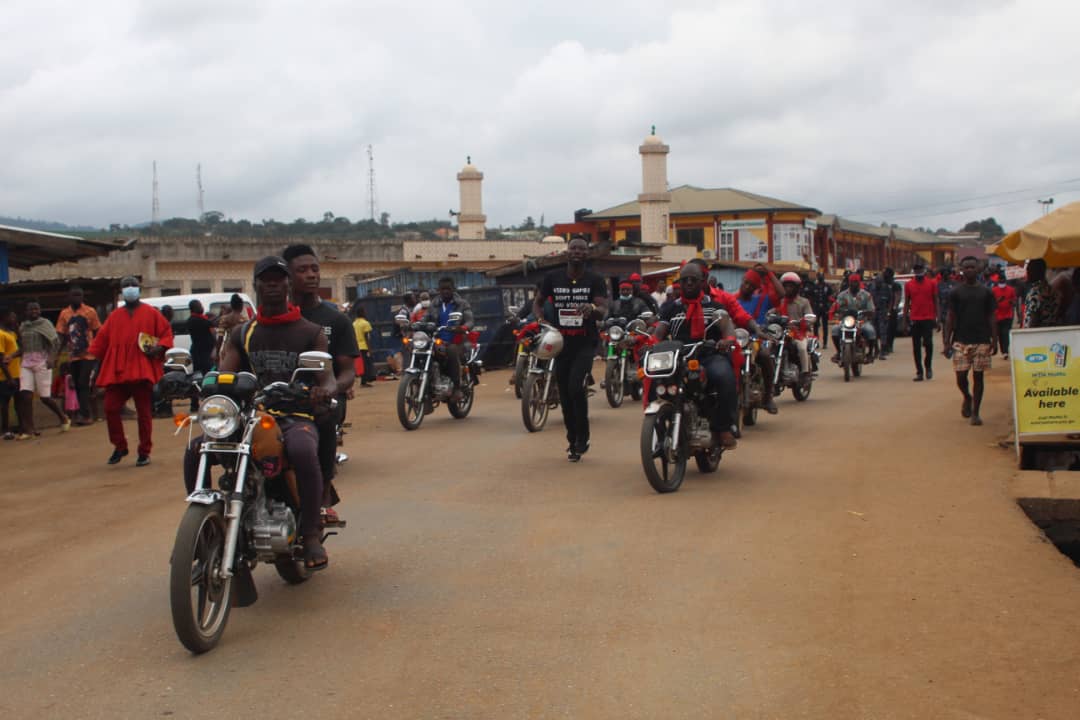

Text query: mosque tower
(638, 126), (671, 245)
(456, 156), (487, 240)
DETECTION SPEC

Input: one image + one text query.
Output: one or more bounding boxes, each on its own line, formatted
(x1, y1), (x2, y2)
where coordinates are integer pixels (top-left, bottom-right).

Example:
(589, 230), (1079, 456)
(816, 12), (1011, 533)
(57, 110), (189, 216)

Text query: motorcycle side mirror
(395, 313), (410, 327)
(711, 308), (730, 322)
(508, 306), (521, 317)
(604, 317), (617, 327)
(297, 351), (332, 371)
(627, 319), (646, 334)
(805, 313), (818, 325)
(164, 348), (193, 373)
(449, 311), (463, 324)
(639, 311), (655, 322)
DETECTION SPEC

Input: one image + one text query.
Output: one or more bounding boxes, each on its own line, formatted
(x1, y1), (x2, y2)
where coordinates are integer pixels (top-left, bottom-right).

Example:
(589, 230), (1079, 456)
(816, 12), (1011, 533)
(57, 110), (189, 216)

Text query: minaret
(456, 156), (486, 240)
(638, 126), (671, 245)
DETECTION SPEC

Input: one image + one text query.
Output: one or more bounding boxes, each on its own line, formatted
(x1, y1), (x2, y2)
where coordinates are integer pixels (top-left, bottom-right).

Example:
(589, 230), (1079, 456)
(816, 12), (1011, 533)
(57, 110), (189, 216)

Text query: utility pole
(367, 145), (377, 222)
(152, 161), (160, 226)
(197, 163), (205, 221)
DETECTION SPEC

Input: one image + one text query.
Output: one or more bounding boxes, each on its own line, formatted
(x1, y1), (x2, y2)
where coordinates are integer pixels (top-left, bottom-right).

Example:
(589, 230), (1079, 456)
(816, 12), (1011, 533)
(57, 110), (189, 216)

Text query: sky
(1, 0), (1078, 234)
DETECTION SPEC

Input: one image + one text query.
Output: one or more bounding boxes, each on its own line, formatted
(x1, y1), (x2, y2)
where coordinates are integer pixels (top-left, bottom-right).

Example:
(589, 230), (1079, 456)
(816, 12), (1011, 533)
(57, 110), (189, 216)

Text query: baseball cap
(253, 255), (289, 280)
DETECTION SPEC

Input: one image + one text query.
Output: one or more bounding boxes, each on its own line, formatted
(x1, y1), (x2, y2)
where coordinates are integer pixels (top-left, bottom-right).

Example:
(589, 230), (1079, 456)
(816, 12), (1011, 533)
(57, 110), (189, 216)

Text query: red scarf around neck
(256, 304), (302, 325)
(682, 294), (706, 338)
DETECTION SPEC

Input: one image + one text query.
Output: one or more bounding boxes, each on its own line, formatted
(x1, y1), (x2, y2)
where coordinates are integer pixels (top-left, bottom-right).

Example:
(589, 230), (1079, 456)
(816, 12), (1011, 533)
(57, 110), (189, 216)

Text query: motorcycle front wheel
(396, 374), (426, 430)
(842, 345), (853, 382)
(604, 360), (624, 408)
(448, 378), (474, 419)
(521, 373), (550, 432)
(170, 502), (233, 654)
(513, 354), (527, 399)
(641, 403), (687, 493)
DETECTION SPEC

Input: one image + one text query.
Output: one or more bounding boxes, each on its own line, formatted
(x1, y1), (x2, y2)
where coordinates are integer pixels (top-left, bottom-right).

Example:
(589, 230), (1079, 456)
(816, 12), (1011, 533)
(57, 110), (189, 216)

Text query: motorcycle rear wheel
(604, 361), (624, 408)
(522, 373), (550, 432)
(853, 361), (862, 377)
(792, 377), (812, 401)
(396, 374), (426, 430)
(449, 379), (474, 419)
(641, 403), (687, 493)
(695, 446), (722, 473)
(630, 380), (643, 402)
(170, 502), (233, 654)
(274, 555), (310, 585)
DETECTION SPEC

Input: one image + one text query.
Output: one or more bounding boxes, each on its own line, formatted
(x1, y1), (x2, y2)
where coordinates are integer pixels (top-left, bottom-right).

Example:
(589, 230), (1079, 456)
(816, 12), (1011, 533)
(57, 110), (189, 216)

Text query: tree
(323, 211), (334, 223)
(961, 217), (1005, 239)
(380, 211), (390, 227)
(520, 216), (536, 231)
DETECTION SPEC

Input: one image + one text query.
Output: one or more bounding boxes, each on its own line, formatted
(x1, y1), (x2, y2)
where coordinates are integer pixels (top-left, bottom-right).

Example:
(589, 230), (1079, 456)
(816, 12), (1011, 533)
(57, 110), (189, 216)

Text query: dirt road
(3, 339), (1079, 719)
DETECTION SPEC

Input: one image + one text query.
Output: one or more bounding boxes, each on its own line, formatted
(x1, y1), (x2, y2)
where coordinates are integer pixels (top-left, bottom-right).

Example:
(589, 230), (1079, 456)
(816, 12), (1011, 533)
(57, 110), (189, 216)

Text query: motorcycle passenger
(629, 272), (660, 315)
(778, 272), (813, 381)
(423, 276), (474, 403)
(653, 263), (759, 450)
(535, 235), (608, 462)
(735, 266), (782, 414)
(284, 244), (359, 522)
(831, 273), (877, 360)
(183, 256), (336, 571)
(609, 281), (649, 321)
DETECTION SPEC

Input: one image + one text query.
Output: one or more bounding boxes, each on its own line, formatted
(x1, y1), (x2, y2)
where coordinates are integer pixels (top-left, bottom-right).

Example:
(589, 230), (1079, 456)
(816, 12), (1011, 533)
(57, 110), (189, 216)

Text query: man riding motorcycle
(777, 272), (814, 381)
(629, 273), (660, 315)
(423, 276), (474, 403)
(609, 281), (649, 321)
(182, 256), (336, 571)
(653, 262), (762, 449)
(831, 273), (877, 361)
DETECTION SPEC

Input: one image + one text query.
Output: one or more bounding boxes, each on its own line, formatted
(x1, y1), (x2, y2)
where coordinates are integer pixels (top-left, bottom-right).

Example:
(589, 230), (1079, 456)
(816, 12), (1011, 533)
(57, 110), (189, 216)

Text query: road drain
(1017, 498), (1080, 567)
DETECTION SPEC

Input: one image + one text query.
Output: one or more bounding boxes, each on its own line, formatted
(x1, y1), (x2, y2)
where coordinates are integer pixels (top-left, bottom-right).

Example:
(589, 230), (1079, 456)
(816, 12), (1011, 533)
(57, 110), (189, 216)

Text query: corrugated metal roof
(818, 215), (950, 245)
(586, 185), (819, 220)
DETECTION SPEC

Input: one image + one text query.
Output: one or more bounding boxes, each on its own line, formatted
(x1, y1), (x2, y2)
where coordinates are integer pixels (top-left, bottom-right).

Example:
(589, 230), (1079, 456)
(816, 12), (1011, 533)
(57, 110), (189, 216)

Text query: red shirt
(991, 284), (1017, 321)
(905, 277), (939, 321)
(89, 303), (174, 386)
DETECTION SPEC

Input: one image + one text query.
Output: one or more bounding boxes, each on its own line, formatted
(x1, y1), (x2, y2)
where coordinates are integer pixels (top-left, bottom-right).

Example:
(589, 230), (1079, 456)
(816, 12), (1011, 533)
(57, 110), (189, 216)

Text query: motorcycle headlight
(608, 325), (625, 342)
(645, 351), (676, 374)
(843, 315), (856, 329)
(411, 331), (431, 350)
(198, 395), (241, 439)
(735, 328), (750, 348)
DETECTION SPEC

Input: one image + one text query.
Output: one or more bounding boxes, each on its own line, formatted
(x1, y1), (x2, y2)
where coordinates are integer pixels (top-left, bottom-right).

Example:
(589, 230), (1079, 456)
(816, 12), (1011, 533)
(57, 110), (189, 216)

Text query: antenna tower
(367, 145), (377, 222)
(196, 163), (205, 220)
(152, 161), (160, 226)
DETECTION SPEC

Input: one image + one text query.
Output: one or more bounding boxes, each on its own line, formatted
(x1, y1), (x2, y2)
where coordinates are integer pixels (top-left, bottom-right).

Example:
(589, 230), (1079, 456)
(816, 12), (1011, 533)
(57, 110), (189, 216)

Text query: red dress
(89, 303), (174, 386)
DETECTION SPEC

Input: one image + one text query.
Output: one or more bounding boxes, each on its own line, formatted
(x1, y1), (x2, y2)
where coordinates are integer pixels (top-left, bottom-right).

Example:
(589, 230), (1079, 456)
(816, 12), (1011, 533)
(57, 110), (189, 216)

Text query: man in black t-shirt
(535, 236), (609, 462)
(943, 256), (999, 427)
(283, 244), (360, 498)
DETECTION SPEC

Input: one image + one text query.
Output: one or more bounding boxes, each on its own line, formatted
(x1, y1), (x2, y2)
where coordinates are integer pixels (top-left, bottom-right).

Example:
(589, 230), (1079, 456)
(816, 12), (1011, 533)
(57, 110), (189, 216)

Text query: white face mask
(421, 300), (430, 308)
(121, 286), (140, 302)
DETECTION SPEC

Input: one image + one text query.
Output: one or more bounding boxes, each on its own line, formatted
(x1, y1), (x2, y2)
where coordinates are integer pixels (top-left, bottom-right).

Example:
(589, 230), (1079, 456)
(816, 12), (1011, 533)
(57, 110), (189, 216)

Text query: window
(624, 228), (641, 244)
(159, 287), (181, 297)
(192, 284), (212, 294)
(223, 280), (244, 293)
(676, 227), (705, 251)
(718, 230), (735, 262)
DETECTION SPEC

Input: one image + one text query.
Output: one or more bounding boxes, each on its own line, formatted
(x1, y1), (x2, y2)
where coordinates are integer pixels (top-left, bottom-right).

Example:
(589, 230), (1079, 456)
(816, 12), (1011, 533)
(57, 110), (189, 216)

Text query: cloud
(0, 0), (1077, 233)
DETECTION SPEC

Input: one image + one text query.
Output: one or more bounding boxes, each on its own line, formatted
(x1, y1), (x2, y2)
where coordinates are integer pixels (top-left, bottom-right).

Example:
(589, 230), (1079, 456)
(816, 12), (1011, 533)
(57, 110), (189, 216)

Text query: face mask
(122, 286), (140, 302)
(421, 300), (430, 308)
(620, 293), (631, 300)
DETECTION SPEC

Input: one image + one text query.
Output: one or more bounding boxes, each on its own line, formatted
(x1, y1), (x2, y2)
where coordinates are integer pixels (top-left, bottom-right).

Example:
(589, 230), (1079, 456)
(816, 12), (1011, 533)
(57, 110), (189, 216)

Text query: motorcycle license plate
(558, 309), (583, 327)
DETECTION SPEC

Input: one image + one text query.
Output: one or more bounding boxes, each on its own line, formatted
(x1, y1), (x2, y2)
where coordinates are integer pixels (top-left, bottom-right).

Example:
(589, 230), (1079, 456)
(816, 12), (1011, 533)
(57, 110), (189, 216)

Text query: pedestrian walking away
(905, 260), (939, 381)
(89, 276), (173, 466)
(352, 306), (375, 386)
(536, 236), (608, 462)
(991, 272), (1017, 358)
(943, 257), (998, 426)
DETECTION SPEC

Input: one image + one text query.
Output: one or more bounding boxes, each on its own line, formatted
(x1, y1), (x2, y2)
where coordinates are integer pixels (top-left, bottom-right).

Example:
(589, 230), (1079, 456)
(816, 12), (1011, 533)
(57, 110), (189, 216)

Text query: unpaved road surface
(3, 338), (1080, 719)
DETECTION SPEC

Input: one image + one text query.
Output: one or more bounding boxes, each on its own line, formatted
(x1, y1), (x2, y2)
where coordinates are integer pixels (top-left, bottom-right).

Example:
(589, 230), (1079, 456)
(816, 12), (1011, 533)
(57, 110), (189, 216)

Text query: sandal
(303, 536), (329, 572)
(2, 432), (14, 440)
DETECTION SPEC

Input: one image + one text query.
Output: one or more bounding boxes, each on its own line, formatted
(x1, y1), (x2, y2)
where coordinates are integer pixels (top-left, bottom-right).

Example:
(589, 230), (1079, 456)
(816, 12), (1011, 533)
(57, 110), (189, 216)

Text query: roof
(817, 215), (954, 246)
(0, 224), (131, 271)
(586, 185), (820, 221)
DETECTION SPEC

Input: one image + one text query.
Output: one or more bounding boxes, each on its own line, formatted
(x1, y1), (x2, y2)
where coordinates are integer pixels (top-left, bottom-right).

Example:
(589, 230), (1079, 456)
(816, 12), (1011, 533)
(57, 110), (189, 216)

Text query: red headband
(744, 270), (761, 287)
(619, 282), (632, 289)
(850, 274), (862, 282)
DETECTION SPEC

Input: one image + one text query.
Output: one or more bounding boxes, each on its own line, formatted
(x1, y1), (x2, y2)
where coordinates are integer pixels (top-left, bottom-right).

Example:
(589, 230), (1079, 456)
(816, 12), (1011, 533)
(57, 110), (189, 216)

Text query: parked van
(143, 293), (255, 349)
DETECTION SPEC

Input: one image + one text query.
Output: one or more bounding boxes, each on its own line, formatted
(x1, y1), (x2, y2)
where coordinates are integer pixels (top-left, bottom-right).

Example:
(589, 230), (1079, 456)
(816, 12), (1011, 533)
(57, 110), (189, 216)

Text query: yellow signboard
(1011, 326), (1080, 437)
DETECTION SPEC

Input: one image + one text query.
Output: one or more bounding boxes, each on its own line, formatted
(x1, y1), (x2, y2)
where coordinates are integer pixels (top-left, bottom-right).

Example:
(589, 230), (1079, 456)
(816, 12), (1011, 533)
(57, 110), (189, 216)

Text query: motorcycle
(395, 311), (482, 430)
(162, 348), (344, 654)
(769, 312), (820, 402)
(601, 314), (650, 408)
(508, 309), (535, 399)
(520, 323), (563, 432)
(639, 308), (732, 494)
(739, 328), (771, 428)
(835, 309), (875, 382)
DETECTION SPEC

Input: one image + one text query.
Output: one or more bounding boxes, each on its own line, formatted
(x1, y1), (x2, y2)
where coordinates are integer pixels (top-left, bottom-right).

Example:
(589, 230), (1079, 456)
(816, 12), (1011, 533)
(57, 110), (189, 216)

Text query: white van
(143, 293), (255, 350)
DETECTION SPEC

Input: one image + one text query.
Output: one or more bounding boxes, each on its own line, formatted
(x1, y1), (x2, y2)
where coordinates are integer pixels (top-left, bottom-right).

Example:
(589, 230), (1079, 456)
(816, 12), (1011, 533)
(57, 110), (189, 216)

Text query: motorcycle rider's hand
(577, 302), (595, 317)
(452, 324), (466, 333)
(747, 319), (762, 337)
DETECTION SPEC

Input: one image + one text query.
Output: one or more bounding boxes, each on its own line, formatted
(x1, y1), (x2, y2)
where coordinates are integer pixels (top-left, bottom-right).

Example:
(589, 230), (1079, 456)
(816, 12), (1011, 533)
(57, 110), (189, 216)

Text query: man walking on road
(943, 257), (998, 426)
(536, 236), (608, 462)
(89, 276), (173, 466)
(905, 260), (938, 382)
(991, 273), (1017, 358)
(55, 285), (102, 425)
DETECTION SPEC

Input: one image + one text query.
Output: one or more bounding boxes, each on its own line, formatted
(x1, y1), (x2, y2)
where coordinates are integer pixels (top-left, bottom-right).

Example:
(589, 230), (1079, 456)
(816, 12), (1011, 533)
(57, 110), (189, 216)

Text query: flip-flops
(303, 537), (329, 572)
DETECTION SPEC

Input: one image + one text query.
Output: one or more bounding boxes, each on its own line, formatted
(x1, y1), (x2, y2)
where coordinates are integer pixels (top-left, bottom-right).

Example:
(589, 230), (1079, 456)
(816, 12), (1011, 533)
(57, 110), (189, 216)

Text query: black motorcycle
(395, 311), (481, 430)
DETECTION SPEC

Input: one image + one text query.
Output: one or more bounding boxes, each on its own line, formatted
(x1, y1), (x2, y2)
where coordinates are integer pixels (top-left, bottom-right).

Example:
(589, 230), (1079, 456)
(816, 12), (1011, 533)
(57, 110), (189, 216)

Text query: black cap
(253, 255), (289, 280)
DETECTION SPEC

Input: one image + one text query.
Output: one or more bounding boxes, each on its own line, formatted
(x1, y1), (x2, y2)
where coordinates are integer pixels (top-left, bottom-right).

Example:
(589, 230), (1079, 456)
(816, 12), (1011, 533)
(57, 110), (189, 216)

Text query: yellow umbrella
(992, 200), (1080, 267)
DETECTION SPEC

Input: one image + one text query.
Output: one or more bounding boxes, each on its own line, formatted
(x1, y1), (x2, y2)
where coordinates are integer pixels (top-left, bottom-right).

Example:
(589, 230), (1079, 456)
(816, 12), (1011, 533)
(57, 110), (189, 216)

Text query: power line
(882, 187), (1080, 223)
(843, 176), (1080, 218)
(151, 161), (160, 226)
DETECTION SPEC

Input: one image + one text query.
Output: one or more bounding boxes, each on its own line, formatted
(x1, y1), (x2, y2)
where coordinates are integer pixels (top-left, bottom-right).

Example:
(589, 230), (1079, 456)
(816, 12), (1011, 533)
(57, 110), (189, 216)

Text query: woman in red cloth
(89, 276), (173, 466)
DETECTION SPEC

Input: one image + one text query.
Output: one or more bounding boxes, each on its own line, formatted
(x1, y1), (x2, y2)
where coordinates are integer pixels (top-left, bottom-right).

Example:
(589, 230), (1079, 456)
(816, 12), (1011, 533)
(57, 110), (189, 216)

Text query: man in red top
(89, 276), (173, 466)
(903, 260), (939, 381)
(990, 272), (1017, 358)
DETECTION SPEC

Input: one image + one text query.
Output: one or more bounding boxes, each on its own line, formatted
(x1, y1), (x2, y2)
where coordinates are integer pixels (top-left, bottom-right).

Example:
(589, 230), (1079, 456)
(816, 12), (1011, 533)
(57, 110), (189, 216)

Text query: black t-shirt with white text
(301, 300), (361, 360)
(229, 318), (325, 388)
(949, 283), (996, 344)
(540, 268), (608, 340)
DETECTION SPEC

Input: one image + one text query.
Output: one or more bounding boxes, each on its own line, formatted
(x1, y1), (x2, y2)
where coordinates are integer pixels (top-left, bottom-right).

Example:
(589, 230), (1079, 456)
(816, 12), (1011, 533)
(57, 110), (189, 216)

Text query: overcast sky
(2, 0), (1078, 233)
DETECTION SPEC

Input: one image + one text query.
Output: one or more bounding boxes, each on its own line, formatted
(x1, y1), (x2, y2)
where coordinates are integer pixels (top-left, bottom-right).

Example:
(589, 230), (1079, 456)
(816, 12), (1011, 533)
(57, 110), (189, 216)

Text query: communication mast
(367, 145), (377, 222)
(152, 161), (160, 226)
(197, 163), (205, 221)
